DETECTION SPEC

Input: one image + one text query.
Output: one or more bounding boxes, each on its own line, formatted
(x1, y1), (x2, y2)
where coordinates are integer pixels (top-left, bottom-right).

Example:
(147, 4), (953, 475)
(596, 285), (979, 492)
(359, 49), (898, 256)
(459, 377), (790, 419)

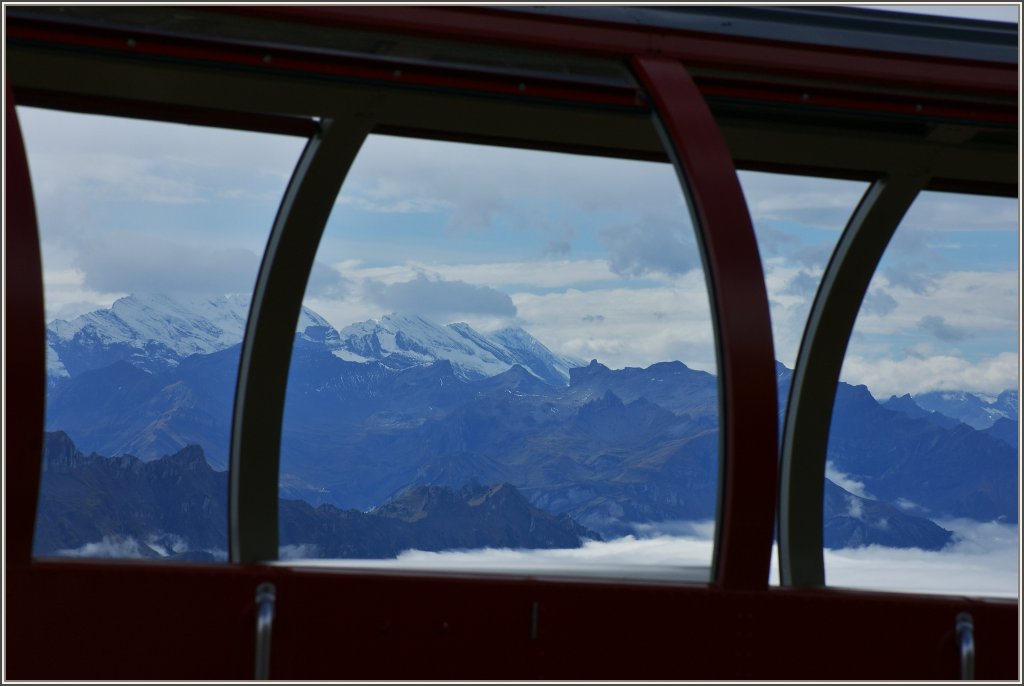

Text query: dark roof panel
(501, 5), (1019, 65)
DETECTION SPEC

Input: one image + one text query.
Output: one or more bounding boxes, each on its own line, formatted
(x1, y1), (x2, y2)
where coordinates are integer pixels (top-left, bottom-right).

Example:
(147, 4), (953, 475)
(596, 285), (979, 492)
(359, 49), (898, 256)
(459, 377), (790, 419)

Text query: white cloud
(51, 534), (224, 560)
(820, 519), (1019, 598)
(21, 106), (309, 314)
(824, 269), (1018, 397)
(28, 150), (206, 207)
(631, 520), (716, 539)
(19, 108), (303, 250)
(75, 233), (262, 295)
(936, 518), (1020, 556)
(917, 314), (970, 343)
(55, 535), (149, 559)
(336, 259), (622, 291)
(511, 278), (717, 372)
(739, 171), (867, 232)
(338, 135), (687, 237)
(145, 533), (189, 557)
(781, 269), (821, 297)
(542, 239), (572, 258)
(41, 268), (126, 321)
(280, 543), (320, 560)
(599, 218), (700, 278)
(277, 520), (1017, 598)
(895, 498), (923, 513)
(761, 261), (1017, 377)
(826, 464), (869, 499)
(393, 533), (715, 571)
(898, 191), (1019, 233)
(18, 106), (302, 183)
(760, 260), (820, 367)
(274, 533), (713, 582)
(840, 351), (1018, 398)
(306, 260), (718, 372)
(861, 290), (898, 317)
(337, 178), (454, 214)
(363, 273), (518, 320)
(306, 261), (352, 299)
(857, 271), (1017, 337)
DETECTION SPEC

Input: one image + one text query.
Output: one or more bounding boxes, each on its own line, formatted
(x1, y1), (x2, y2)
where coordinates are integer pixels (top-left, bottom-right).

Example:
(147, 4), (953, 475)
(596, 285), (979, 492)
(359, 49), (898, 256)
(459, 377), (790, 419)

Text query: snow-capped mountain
(490, 327), (584, 387)
(912, 389), (1018, 430)
(47, 295), (584, 387)
(47, 293), (329, 378)
(335, 313), (584, 385)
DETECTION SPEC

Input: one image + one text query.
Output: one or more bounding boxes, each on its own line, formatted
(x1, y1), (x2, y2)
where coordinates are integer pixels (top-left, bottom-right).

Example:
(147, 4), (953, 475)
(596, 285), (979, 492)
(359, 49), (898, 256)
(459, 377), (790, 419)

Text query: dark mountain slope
(34, 432), (595, 560)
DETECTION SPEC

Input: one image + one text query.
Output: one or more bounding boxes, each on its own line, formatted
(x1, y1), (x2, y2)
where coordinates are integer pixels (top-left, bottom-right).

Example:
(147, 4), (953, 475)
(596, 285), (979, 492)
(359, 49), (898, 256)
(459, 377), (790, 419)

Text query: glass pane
(738, 171), (869, 373)
(24, 107), (308, 561)
(738, 171), (871, 586)
(826, 190), (1018, 597)
(278, 135), (720, 579)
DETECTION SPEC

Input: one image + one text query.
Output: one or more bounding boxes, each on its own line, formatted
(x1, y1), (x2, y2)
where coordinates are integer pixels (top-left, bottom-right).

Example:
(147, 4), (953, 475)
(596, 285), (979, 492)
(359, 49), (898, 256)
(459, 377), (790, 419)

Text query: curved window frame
(16, 103), (317, 565)
(776, 180), (1018, 591)
(779, 184), (1020, 594)
(777, 171), (931, 587)
(229, 54), (779, 592)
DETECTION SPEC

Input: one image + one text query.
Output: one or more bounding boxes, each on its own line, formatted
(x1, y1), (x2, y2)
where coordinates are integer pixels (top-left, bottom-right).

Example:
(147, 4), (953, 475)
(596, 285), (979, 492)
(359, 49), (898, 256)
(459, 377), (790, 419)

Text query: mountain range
(914, 389), (1017, 429)
(36, 431), (598, 560)
(39, 293), (1017, 558)
(883, 392), (1018, 451)
(48, 294), (583, 386)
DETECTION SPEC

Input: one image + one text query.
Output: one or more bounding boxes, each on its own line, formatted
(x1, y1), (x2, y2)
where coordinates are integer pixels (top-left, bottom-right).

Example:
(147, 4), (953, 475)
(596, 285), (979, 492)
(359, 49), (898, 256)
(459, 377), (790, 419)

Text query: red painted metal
(7, 560), (1018, 680)
(632, 56), (779, 592)
(4, 85), (46, 569)
(210, 6), (1018, 98)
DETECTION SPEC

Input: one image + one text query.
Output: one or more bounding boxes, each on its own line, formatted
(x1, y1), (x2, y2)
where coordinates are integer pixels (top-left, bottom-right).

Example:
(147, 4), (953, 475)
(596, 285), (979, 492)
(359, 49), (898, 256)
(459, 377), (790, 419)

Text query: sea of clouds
(278, 518), (1019, 599)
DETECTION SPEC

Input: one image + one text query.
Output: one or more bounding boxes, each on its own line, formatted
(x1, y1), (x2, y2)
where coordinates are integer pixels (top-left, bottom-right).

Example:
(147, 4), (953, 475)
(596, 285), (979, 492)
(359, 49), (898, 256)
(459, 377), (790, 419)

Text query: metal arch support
(632, 56), (779, 591)
(778, 170), (930, 587)
(5, 85), (47, 568)
(230, 114), (374, 564)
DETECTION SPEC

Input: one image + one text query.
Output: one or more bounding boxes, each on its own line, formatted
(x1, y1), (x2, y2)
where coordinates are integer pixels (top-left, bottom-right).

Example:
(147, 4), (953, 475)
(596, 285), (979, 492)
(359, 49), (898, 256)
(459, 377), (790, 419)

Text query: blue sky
(15, 4), (1020, 400)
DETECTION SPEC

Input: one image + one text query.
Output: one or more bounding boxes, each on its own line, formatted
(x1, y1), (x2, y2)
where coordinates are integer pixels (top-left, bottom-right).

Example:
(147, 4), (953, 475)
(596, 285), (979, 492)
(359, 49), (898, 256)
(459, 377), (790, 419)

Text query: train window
(738, 171), (870, 374)
(825, 190), (1018, 597)
(277, 134), (720, 579)
(737, 171), (871, 587)
(23, 107), (308, 562)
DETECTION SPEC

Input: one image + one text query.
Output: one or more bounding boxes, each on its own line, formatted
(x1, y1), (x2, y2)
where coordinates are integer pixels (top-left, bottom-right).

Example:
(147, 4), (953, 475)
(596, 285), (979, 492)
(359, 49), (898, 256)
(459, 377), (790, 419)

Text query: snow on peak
(50, 293), (248, 350)
(46, 343), (70, 379)
(489, 327), (585, 385)
(337, 314), (511, 380)
(913, 388), (1018, 430)
(47, 293), (333, 377)
(48, 296), (581, 386)
(297, 306), (333, 332)
(335, 314), (581, 385)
